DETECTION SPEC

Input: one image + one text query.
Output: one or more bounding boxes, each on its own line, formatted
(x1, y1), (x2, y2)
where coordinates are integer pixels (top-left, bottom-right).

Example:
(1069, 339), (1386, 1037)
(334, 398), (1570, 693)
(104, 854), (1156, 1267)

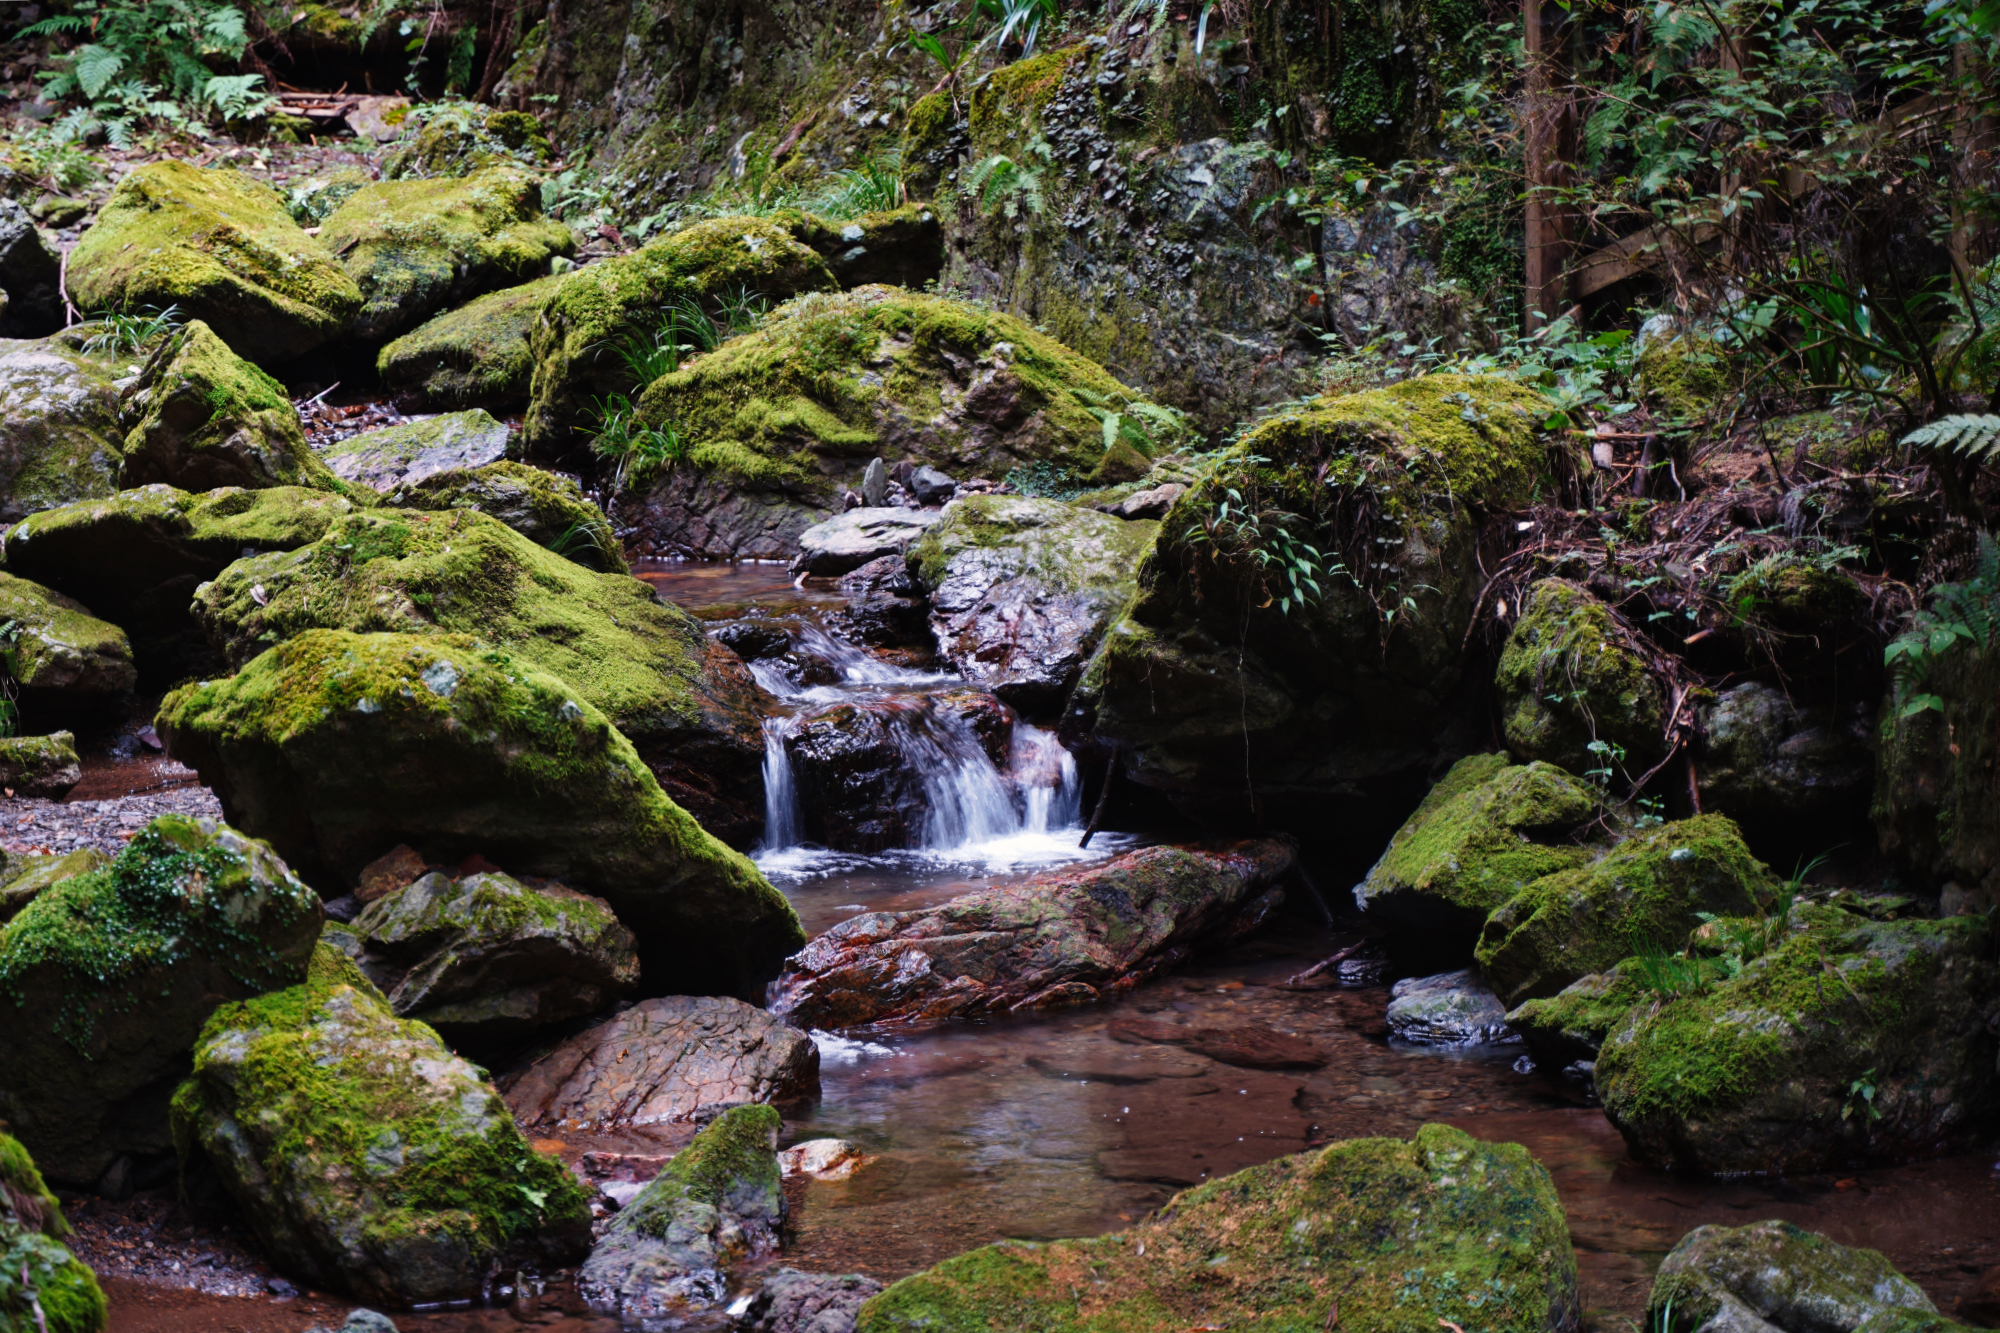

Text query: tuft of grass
(78, 303), (183, 354)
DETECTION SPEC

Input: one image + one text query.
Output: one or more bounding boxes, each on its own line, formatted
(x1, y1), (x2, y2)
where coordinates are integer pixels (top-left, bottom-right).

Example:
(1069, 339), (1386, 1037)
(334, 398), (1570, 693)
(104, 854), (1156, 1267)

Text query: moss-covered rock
(157, 630), (803, 997)
(1636, 334), (1734, 422)
(1597, 903), (1999, 1174)
(778, 203), (945, 290)
(380, 108), (554, 180)
(0, 1131), (107, 1333)
(172, 942), (592, 1306)
(856, 1122), (1577, 1333)
(1503, 960), (1647, 1070)
(383, 459), (622, 571)
(1875, 642), (2000, 890)
(1724, 555), (1869, 636)
(121, 321), (341, 492)
(1353, 753), (1606, 934)
(0, 572), (135, 717)
(320, 408), (512, 492)
(190, 507), (764, 842)
(0, 337), (126, 523)
(1649, 1221), (1959, 1333)
(522, 217), (838, 458)
(1495, 579), (1668, 778)
(282, 167), (372, 227)
(1696, 681), (1874, 826)
(321, 168), (575, 341)
(376, 275), (563, 410)
(578, 1103), (784, 1325)
(0, 732), (80, 799)
(0, 848), (108, 926)
(66, 162), (361, 363)
(1082, 374), (1557, 830)
(1475, 815), (1774, 1008)
(0, 815), (321, 1186)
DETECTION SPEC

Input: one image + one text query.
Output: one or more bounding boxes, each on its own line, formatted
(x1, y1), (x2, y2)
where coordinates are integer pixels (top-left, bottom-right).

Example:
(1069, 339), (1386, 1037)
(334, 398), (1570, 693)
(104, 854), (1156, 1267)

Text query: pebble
(1, 787), (224, 859)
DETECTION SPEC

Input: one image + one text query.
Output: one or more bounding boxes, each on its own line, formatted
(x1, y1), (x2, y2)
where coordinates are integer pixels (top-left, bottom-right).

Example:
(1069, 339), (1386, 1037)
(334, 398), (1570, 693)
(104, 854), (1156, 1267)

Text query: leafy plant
(970, 0), (1055, 57)
(1885, 532), (2000, 715)
(78, 303), (184, 354)
(966, 141), (1051, 220)
(806, 150), (906, 219)
(1901, 414), (2000, 464)
(1004, 460), (1086, 500)
(1186, 480), (1350, 617)
(10, 123), (101, 190)
(1630, 933), (1725, 1003)
(591, 393), (689, 492)
(20, 0), (274, 133)
(598, 298), (723, 389)
(1842, 1068), (1882, 1122)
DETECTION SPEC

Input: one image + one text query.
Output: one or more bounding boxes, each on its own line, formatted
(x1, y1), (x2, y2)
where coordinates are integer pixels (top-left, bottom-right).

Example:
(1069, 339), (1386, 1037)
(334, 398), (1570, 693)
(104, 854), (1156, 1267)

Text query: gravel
(1, 786), (224, 859)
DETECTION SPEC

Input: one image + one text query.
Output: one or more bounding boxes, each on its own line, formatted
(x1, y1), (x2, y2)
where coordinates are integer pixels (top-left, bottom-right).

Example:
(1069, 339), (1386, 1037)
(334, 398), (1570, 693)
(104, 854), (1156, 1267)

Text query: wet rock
(158, 630), (804, 999)
(0, 815), (321, 1186)
(857, 1123), (1577, 1332)
(1385, 969), (1519, 1047)
(0, 199), (65, 338)
(1353, 753), (1604, 934)
(1504, 960), (1648, 1067)
(321, 168), (575, 341)
(304, 1312), (399, 1333)
(909, 495), (1157, 716)
(770, 839), (1296, 1027)
(1597, 902), (2000, 1175)
(0, 848), (108, 925)
(1476, 815), (1774, 1007)
(832, 555), (930, 650)
(0, 732), (80, 798)
(191, 508), (768, 845)
(0, 338), (128, 522)
(739, 1269), (883, 1333)
(67, 162), (361, 363)
(376, 275), (564, 411)
(1105, 1017), (1326, 1069)
(1649, 1221), (1950, 1333)
(578, 1104), (784, 1328)
(383, 459), (623, 571)
(778, 1139), (875, 1181)
(1697, 683), (1874, 823)
(793, 507), (944, 577)
(1496, 578), (1669, 777)
(906, 465), (957, 505)
(0, 573), (134, 720)
(504, 994), (818, 1129)
(347, 870), (639, 1051)
(0, 1130), (108, 1333)
(320, 409), (511, 491)
(173, 944), (592, 1307)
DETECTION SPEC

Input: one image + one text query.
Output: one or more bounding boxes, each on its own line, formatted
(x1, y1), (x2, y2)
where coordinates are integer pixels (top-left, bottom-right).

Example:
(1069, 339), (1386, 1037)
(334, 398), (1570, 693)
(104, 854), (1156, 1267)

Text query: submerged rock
(1649, 1221), (1952, 1333)
(320, 409), (511, 491)
(0, 815), (321, 1186)
(0, 732), (80, 798)
(1495, 578), (1668, 777)
(0, 573), (136, 719)
(0, 337), (126, 523)
(504, 995), (818, 1130)
(855, 1123), (1577, 1333)
(0, 1131), (108, 1333)
(1385, 969), (1519, 1047)
(382, 460), (623, 571)
(173, 944), (592, 1306)
(376, 275), (564, 411)
(769, 839), (1295, 1028)
(792, 507), (943, 577)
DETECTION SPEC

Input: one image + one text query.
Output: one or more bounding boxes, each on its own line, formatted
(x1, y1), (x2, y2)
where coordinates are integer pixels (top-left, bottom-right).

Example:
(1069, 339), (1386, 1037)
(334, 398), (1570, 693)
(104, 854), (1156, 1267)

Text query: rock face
(0, 733), (81, 798)
(0, 200), (65, 338)
(1385, 969), (1519, 1047)
(344, 870), (639, 1050)
(578, 1104), (785, 1328)
(383, 460), (624, 571)
(172, 944), (593, 1307)
(321, 409), (512, 491)
(1504, 960), (1648, 1069)
(792, 508), (944, 577)
(1476, 816), (1775, 1008)
(120, 321), (341, 492)
(190, 508), (767, 843)
(505, 995), (818, 1129)
(0, 815), (321, 1186)
(909, 495), (1157, 715)
(856, 1123), (1578, 1333)
(0, 574), (137, 719)
(1697, 683), (1874, 824)
(0, 1132), (108, 1333)
(320, 168), (575, 341)
(376, 275), (564, 410)
(770, 839), (1295, 1028)
(1874, 642), (1999, 890)
(66, 162), (362, 363)
(1596, 903), (1999, 1175)
(0, 338), (126, 523)
(158, 630), (804, 998)
(1496, 579), (1668, 777)
(1650, 1221), (1952, 1333)
(0, 849), (109, 925)
(1353, 753), (1604, 934)
(1080, 375), (1556, 832)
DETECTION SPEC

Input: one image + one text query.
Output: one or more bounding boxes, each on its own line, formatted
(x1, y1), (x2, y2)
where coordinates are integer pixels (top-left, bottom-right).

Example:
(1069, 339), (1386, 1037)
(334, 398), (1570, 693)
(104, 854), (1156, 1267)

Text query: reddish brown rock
(767, 839), (1296, 1029)
(1107, 1017), (1327, 1070)
(356, 842), (428, 901)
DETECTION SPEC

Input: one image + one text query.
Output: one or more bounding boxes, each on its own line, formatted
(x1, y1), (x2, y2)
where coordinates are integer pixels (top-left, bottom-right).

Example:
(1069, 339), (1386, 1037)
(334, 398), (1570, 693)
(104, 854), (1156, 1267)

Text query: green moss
(0, 572), (134, 698)
(1504, 959), (1648, 1066)
(381, 110), (554, 181)
(0, 849), (109, 926)
(386, 460), (624, 571)
(1495, 578), (1666, 776)
(377, 274), (566, 408)
(0, 1133), (107, 1333)
(618, 1104), (781, 1239)
(904, 92), (955, 161)
(1723, 556), (1868, 632)
(969, 46), (1087, 148)
(1636, 335), (1733, 423)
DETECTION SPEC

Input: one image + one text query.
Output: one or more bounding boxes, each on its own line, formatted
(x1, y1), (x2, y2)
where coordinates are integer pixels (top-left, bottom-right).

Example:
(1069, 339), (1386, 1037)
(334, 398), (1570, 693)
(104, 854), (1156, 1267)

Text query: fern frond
(1901, 414), (2000, 462)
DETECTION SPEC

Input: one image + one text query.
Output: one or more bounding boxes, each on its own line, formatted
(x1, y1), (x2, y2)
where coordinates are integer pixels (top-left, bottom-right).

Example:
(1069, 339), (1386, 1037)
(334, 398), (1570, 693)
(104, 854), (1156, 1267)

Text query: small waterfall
(756, 717), (802, 855)
(1012, 725), (1082, 833)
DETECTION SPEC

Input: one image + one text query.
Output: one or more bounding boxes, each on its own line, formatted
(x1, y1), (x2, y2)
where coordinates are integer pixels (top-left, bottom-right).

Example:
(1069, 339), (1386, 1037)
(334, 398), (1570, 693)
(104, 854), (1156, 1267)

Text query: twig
(57, 246), (77, 328)
(1283, 942), (1361, 986)
(1079, 750), (1118, 849)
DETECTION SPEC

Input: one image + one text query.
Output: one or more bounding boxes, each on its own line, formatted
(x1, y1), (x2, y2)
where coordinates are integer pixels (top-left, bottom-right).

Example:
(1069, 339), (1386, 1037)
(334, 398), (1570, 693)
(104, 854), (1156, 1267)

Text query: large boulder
(0, 733), (81, 799)
(0, 815), (321, 1186)
(1596, 903), (1999, 1175)
(320, 409), (511, 492)
(171, 944), (593, 1307)
(578, 1103), (784, 1327)
(1495, 579), (1669, 777)
(0, 338), (126, 523)
(770, 839), (1294, 1028)
(855, 1123), (1578, 1333)
(376, 275), (564, 411)
(383, 460), (623, 572)
(1352, 753), (1604, 934)
(0, 573), (135, 722)
(120, 321), (342, 492)
(1650, 1221), (1956, 1333)
(341, 869), (639, 1051)
(0, 1132), (107, 1333)
(189, 508), (766, 843)
(66, 162), (362, 363)
(0, 200), (65, 338)
(1874, 641), (2000, 891)
(320, 168), (575, 341)
(1079, 375), (1556, 832)
(908, 495), (1157, 716)
(158, 630), (804, 998)
(504, 995), (819, 1130)
(1475, 815), (1775, 1007)
(792, 507), (943, 577)
(1697, 682), (1874, 826)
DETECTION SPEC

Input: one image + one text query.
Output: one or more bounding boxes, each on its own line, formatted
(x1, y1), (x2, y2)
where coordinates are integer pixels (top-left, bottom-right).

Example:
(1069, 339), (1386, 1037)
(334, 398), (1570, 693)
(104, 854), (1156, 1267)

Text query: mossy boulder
(381, 108), (554, 180)
(1725, 555), (1869, 635)
(1081, 374), (1556, 830)
(171, 942), (592, 1306)
(1649, 1221), (1960, 1333)
(1696, 681), (1874, 828)
(578, 1103), (784, 1325)
(1353, 753), (1605, 934)
(0, 338), (127, 523)
(1597, 903), (2000, 1175)
(1475, 815), (1775, 1008)
(157, 630), (803, 997)
(522, 217), (838, 458)
(1636, 334), (1734, 422)
(189, 508), (765, 842)
(120, 321), (341, 492)
(1503, 960), (1648, 1070)
(66, 162), (362, 363)
(320, 408), (512, 491)
(376, 275), (563, 410)
(0, 815), (321, 1186)
(0, 1132), (107, 1333)
(855, 1122), (1577, 1333)
(779, 204), (946, 290)
(1495, 579), (1668, 778)
(320, 168), (575, 341)
(383, 459), (623, 572)
(0, 572), (136, 719)
(906, 494), (1157, 715)
(0, 848), (108, 926)
(0, 732), (80, 799)
(1875, 643), (2000, 890)
(283, 167), (372, 226)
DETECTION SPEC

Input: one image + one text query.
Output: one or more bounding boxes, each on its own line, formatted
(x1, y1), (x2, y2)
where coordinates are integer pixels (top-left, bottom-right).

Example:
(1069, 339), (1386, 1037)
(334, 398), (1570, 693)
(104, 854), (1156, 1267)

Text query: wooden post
(1523, 0), (1576, 330)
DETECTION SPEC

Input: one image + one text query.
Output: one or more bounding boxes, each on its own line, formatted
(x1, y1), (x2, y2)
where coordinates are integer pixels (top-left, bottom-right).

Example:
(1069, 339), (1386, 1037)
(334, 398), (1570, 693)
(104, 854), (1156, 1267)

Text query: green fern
(1900, 414), (2000, 462)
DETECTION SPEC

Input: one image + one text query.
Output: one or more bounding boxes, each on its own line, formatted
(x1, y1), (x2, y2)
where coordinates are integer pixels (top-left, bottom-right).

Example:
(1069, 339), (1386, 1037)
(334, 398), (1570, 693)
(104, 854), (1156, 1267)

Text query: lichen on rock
(320, 408), (513, 492)
(1648, 1221), (1957, 1333)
